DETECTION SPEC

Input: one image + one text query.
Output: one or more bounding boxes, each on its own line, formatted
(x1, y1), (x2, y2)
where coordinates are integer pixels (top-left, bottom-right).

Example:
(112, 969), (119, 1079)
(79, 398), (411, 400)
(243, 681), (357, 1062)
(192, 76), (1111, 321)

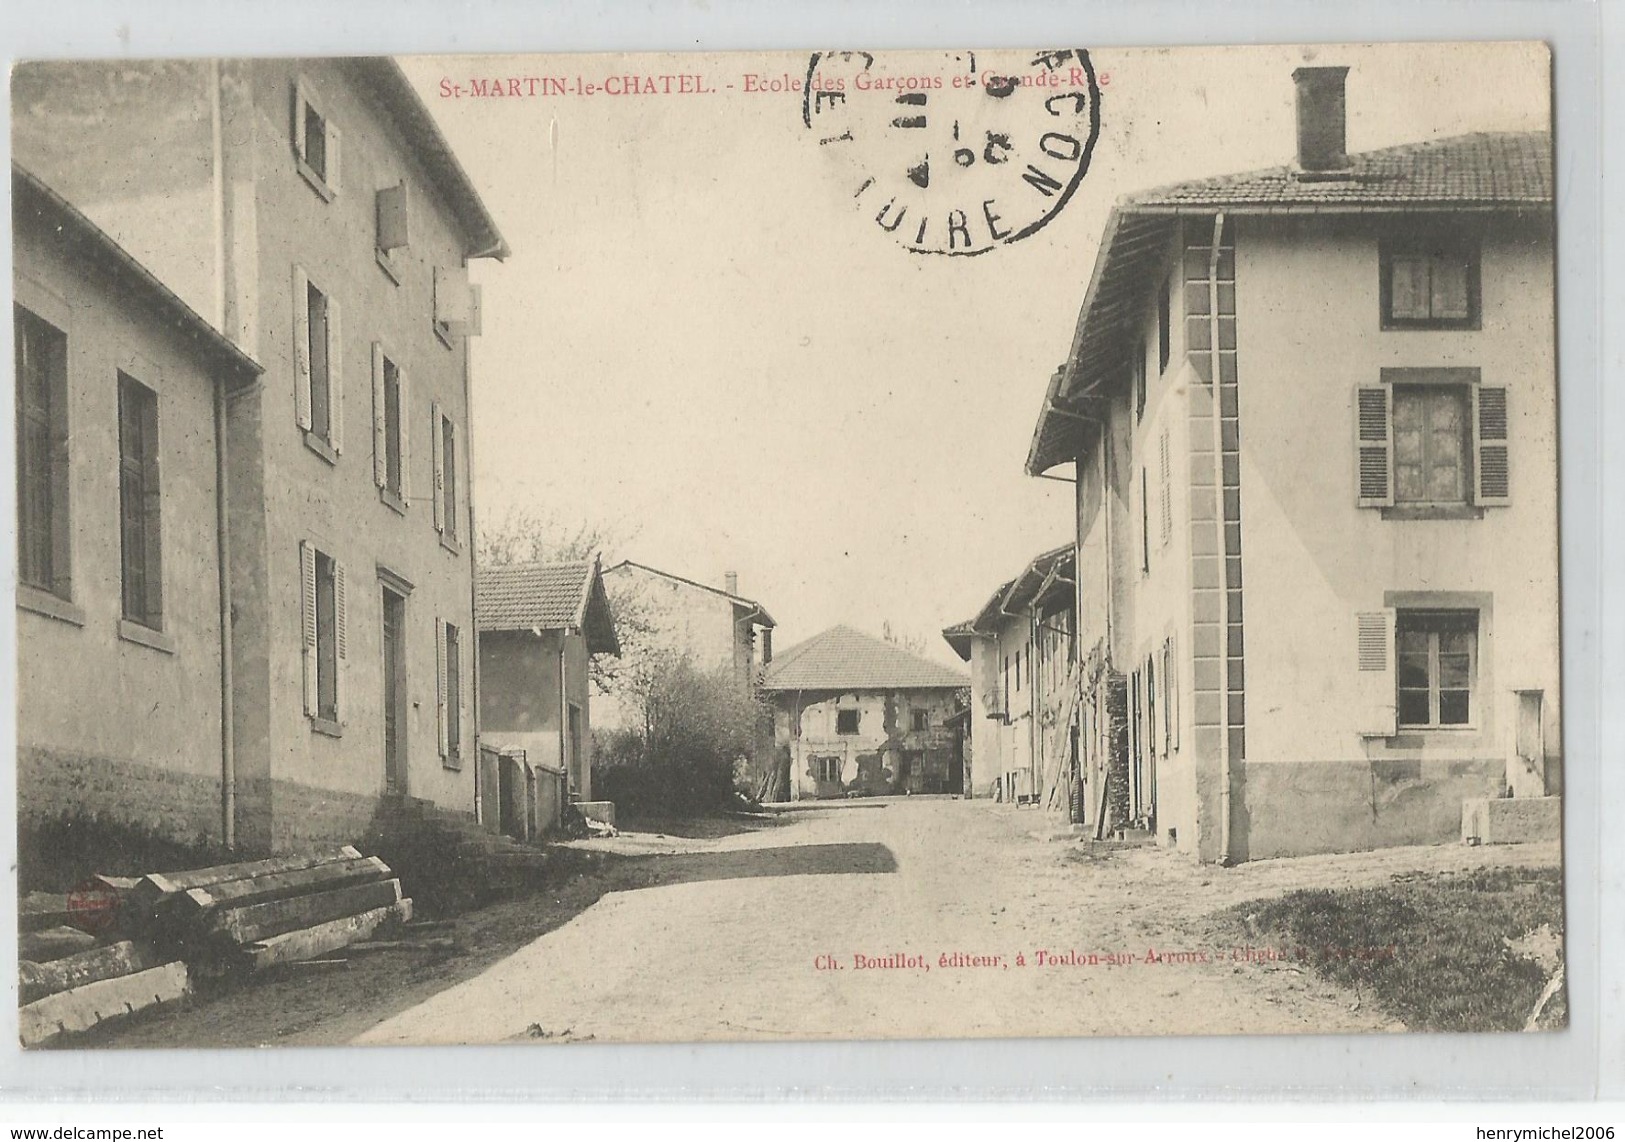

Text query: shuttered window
(294, 270), (343, 455)
(436, 618), (463, 765)
(1158, 427), (1172, 545)
(15, 305), (70, 598)
(292, 78), (341, 198)
(372, 344), (408, 501)
(117, 373), (162, 629)
(1356, 380), (1509, 510)
(301, 541), (346, 726)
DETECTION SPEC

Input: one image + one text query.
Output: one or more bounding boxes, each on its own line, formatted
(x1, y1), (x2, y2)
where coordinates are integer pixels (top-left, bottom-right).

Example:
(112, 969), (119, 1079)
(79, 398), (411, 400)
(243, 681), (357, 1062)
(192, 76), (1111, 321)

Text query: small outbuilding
(475, 555), (619, 838)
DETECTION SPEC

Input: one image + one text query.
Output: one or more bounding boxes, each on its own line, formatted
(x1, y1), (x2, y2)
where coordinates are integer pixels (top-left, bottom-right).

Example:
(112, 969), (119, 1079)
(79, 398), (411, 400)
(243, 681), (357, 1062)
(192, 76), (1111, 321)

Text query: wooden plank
(242, 899), (413, 970)
(18, 892), (73, 932)
(18, 940), (163, 1004)
(206, 879), (402, 947)
(342, 937), (455, 953)
(131, 845), (363, 908)
(19, 925), (99, 963)
(175, 856), (392, 914)
(18, 960), (189, 1048)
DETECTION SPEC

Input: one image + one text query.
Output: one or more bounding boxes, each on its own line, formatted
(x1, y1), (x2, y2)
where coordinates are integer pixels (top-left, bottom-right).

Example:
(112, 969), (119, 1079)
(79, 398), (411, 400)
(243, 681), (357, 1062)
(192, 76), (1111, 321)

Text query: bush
(591, 653), (766, 816)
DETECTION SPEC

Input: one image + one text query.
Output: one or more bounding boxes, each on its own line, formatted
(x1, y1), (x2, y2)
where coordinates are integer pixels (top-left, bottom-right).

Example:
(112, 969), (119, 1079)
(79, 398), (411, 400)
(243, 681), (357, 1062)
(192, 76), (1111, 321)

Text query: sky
(398, 43), (1549, 663)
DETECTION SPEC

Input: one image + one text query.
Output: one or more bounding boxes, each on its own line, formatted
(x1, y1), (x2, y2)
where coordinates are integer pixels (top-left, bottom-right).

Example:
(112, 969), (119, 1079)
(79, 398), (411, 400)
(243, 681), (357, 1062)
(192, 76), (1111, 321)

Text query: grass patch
(1222, 865), (1566, 1032)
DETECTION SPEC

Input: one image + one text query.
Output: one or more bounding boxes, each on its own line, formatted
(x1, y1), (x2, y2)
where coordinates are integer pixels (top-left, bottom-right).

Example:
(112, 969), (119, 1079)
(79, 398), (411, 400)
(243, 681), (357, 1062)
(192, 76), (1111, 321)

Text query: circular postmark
(66, 878), (121, 934)
(801, 49), (1101, 256)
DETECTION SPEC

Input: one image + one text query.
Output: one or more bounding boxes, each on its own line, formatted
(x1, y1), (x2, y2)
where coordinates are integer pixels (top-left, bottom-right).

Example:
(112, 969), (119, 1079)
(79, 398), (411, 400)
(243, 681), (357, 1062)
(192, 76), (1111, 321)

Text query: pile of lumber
(18, 846), (412, 1046)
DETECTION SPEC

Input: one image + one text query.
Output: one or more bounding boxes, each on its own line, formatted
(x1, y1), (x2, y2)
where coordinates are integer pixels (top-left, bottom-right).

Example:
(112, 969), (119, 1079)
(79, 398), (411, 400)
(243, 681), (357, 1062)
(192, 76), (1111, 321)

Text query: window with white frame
(816, 756), (842, 784)
(1381, 236), (1479, 329)
(293, 267), (343, 458)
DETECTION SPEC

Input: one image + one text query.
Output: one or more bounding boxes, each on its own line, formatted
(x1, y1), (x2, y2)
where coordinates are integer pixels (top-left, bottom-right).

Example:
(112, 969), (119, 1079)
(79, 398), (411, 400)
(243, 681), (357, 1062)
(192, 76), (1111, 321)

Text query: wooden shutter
(435, 619), (450, 758)
(468, 284), (484, 337)
(1139, 467), (1150, 571)
(371, 343), (387, 488)
(434, 266), (470, 330)
(140, 394), (163, 627)
(331, 559), (347, 723)
(1158, 427), (1172, 545)
(1355, 384), (1393, 507)
(398, 366), (412, 506)
(292, 80), (308, 160)
(1355, 609), (1397, 737)
(326, 292), (343, 452)
(431, 400), (446, 532)
(1473, 385), (1510, 506)
(376, 184), (409, 251)
(326, 121), (342, 194)
(300, 541), (319, 716)
(1164, 634), (1179, 751)
(293, 266), (312, 430)
(49, 400), (72, 600)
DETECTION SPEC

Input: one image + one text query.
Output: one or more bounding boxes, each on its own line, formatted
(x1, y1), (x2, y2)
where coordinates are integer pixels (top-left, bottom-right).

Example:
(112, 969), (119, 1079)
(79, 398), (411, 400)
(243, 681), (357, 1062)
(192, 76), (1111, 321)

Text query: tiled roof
(476, 559), (620, 654)
(763, 625), (968, 692)
(1126, 132), (1551, 210)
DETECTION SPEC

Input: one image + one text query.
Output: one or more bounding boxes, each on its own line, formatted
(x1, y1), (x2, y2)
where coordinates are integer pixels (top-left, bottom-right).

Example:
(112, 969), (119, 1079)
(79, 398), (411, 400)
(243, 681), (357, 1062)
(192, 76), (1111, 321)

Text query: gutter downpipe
(215, 381), (235, 851)
(1207, 212), (1234, 866)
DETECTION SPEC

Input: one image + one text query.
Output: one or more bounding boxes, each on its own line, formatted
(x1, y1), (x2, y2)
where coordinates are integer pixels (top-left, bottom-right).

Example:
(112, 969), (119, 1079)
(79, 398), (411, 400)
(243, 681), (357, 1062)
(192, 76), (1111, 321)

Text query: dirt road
(355, 797), (1559, 1045)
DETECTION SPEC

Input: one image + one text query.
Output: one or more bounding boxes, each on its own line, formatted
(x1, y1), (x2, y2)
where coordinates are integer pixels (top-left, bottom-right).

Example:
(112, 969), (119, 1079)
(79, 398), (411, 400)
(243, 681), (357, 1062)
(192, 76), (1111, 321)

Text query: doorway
(381, 584), (408, 794)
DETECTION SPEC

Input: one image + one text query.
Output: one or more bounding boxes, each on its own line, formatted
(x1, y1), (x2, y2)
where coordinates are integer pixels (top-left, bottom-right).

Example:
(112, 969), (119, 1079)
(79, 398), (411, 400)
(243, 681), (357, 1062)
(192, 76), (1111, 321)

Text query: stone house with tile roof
(475, 556), (618, 834)
(1027, 66), (1559, 861)
(762, 625), (969, 800)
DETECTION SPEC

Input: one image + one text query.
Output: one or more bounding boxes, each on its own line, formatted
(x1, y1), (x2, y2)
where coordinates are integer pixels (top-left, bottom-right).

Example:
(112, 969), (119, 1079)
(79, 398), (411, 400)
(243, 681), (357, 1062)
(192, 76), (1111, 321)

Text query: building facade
(13, 166), (263, 846)
(763, 625), (968, 800)
(13, 59), (507, 851)
(944, 546), (1077, 806)
(1025, 67), (1558, 862)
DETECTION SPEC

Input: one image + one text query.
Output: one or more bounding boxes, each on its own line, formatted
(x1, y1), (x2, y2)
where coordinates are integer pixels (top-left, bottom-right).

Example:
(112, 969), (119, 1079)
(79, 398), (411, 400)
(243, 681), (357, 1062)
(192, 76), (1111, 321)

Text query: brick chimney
(1292, 66), (1350, 171)
(724, 571), (739, 596)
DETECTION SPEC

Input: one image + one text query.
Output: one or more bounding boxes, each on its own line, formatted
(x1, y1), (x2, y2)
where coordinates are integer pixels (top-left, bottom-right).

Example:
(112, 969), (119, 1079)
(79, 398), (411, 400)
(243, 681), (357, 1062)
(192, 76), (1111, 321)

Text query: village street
(354, 798), (1559, 1045)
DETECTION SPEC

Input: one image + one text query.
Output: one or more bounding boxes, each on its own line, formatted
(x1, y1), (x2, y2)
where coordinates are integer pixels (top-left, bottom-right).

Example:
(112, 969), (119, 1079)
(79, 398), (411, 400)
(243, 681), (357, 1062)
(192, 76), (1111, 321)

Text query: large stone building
(763, 625), (968, 800)
(1025, 66), (1559, 861)
(13, 59), (506, 851)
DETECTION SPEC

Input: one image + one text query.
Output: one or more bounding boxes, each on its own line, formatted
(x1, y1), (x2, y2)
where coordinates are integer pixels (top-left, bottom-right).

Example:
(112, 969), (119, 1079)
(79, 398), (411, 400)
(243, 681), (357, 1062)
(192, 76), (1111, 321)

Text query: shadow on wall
(614, 842), (899, 890)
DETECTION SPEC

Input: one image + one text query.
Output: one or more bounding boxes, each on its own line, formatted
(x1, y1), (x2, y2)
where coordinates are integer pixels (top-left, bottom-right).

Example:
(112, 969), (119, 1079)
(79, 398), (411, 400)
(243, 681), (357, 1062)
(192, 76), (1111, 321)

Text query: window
(836, 708), (860, 735)
(911, 709), (929, 733)
(293, 268), (343, 458)
(293, 79), (341, 199)
(816, 756), (842, 783)
(300, 542), (346, 729)
(1139, 465), (1151, 572)
(1381, 236), (1479, 329)
(432, 402), (458, 543)
(117, 373), (162, 629)
(437, 618), (463, 764)
(1158, 427), (1172, 546)
(1396, 609), (1477, 728)
(16, 305), (69, 598)
(1015, 647), (1023, 692)
(372, 344), (409, 506)
(433, 266), (472, 346)
(1157, 276), (1172, 374)
(1355, 370), (1509, 511)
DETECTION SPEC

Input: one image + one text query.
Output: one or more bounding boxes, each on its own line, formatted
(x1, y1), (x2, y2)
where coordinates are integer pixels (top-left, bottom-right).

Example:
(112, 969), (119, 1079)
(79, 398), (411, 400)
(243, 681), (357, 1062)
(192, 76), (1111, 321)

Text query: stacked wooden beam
(18, 846), (412, 1046)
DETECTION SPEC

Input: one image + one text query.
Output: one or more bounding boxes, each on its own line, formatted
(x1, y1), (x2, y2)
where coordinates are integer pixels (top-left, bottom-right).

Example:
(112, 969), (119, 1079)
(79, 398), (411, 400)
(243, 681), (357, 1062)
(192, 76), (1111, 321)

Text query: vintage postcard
(9, 41), (1562, 1048)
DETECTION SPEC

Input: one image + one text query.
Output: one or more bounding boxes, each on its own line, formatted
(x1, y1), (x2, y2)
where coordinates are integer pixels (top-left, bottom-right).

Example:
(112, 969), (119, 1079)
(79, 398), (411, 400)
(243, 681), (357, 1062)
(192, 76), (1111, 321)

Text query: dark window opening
(16, 306), (66, 594)
(117, 373), (162, 628)
(383, 356), (403, 494)
(441, 414), (459, 540)
(1396, 609), (1477, 728)
(836, 708), (860, 735)
(910, 709), (929, 732)
(1157, 277), (1172, 374)
(303, 103), (328, 183)
(445, 622), (463, 756)
(315, 551), (338, 721)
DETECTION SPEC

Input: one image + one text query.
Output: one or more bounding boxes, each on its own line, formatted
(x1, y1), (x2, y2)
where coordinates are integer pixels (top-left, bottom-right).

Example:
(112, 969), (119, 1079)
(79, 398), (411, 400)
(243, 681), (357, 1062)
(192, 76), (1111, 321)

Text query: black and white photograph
(8, 40), (1565, 1048)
